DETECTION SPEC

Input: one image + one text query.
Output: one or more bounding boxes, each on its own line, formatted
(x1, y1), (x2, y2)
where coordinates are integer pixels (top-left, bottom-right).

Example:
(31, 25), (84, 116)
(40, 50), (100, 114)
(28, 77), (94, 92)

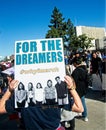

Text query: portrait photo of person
(44, 79), (57, 105)
(15, 82), (27, 108)
(35, 82), (45, 105)
(55, 76), (68, 105)
(27, 82), (35, 106)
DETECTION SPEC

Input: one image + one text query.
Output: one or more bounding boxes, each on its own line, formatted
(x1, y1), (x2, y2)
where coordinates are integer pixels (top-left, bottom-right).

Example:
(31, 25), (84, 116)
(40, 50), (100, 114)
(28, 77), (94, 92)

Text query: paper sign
(14, 38), (68, 108)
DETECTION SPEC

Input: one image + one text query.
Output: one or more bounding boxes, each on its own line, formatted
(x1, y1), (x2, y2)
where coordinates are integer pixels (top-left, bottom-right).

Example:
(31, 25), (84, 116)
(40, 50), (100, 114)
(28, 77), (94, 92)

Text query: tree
(45, 7), (67, 42)
(46, 7), (94, 51)
(66, 19), (76, 41)
(65, 18), (77, 49)
(68, 34), (94, 50)
(77, 34), (94, 50)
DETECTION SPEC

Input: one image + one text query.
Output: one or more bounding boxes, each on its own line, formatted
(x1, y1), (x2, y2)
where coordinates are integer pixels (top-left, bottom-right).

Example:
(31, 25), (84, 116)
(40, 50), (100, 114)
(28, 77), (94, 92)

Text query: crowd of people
(65, 50), (106, 91)
(0, 49), (106, 130)
(0, 60), (14, 96)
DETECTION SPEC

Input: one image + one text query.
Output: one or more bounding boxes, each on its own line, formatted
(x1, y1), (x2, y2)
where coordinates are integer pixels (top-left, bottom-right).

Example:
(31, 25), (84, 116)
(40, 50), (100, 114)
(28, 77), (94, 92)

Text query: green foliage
(68, 34), (94, 50)
(45, 7), (67, 42)
(77, 34), (94, 50)
(66, 19), (76, 42)
(46, 7), (94, 51)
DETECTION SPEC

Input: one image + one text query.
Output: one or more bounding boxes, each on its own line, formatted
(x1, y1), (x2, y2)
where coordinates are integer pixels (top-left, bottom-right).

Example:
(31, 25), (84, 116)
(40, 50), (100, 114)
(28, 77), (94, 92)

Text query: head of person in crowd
(72, 56), (83, 67)
(91, 51), (98, 59)
(75, 51), (80, 58)
(96, 51), (102, 59)
(11, 59), (14, 67)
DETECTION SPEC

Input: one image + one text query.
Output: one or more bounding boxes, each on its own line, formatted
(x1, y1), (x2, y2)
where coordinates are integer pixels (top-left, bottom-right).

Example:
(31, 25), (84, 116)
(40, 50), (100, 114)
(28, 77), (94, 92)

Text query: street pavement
(75, 88), (106, 130)
(0, 88), (106, 130)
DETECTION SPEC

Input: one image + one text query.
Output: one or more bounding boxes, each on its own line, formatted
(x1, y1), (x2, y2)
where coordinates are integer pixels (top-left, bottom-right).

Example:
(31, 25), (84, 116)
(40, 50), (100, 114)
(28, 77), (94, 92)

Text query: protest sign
(14, 38), (68, 108)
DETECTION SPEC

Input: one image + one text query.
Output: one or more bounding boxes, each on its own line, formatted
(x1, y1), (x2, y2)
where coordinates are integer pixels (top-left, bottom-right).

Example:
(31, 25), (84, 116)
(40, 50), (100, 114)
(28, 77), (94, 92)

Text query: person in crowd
(82, 51), (89, 68)
(55, 76), (68, 106)
(27, 82), (35, 106)
(101, 52), (106, 59)
(86, 50), (91, 73)
(67, 53), (76, 76)
(64, 55), (69, 65)
(68, 53), (75, 65)
(64, 55), (71, 77)
(71, 56), (89, 122)
(15, 82), (27, 108)
(96, 51), (102, 60)
(75, 51), (81, 58)
(63, 51), (83, 129)
(101, 57), (106, 101)
(90, 51), (103, 92)
(0, 75), (4, 96)
(91, 51), (102, 81)
(0, 70), (83, 130)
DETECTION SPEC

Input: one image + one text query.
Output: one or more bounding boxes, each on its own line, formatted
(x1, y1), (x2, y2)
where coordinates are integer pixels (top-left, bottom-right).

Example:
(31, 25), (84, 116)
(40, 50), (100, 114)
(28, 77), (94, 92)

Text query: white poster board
(15, 38), (68, 108)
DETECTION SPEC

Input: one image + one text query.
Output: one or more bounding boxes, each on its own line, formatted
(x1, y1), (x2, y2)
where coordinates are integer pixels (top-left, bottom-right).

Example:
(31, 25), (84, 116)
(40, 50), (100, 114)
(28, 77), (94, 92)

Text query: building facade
(75, 26), (106, 50)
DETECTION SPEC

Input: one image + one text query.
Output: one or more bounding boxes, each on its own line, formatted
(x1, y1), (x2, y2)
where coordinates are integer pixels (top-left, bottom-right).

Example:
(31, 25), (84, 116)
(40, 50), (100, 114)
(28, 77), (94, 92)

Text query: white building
(75, 26), (106, 50)
(95, 36), (106, 49)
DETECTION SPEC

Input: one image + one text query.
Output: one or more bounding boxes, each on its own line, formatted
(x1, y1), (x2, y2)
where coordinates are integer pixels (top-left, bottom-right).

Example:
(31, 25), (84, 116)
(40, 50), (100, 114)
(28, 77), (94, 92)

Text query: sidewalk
(75, 88), (106, 130)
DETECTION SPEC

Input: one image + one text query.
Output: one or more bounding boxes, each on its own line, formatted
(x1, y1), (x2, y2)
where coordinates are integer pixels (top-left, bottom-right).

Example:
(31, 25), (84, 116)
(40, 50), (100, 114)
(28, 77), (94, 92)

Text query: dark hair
(28, 82), (33, 90)
(55, 76), (60, 80)
(36, 82), (42, 89)
(73, 56), (82, 65)
(47, 80), (52, 87)
(18, 82), (25, 90)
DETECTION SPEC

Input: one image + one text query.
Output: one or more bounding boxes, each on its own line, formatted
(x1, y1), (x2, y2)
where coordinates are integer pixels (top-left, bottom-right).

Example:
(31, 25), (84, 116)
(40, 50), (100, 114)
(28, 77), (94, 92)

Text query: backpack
(78, 67), (91, 87)
(76, 67), (89, 97)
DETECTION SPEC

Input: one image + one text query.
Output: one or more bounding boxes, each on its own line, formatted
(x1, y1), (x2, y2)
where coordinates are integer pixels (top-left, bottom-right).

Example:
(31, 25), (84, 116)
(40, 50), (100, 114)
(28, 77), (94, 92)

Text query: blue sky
(0, 0), (105, 58)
